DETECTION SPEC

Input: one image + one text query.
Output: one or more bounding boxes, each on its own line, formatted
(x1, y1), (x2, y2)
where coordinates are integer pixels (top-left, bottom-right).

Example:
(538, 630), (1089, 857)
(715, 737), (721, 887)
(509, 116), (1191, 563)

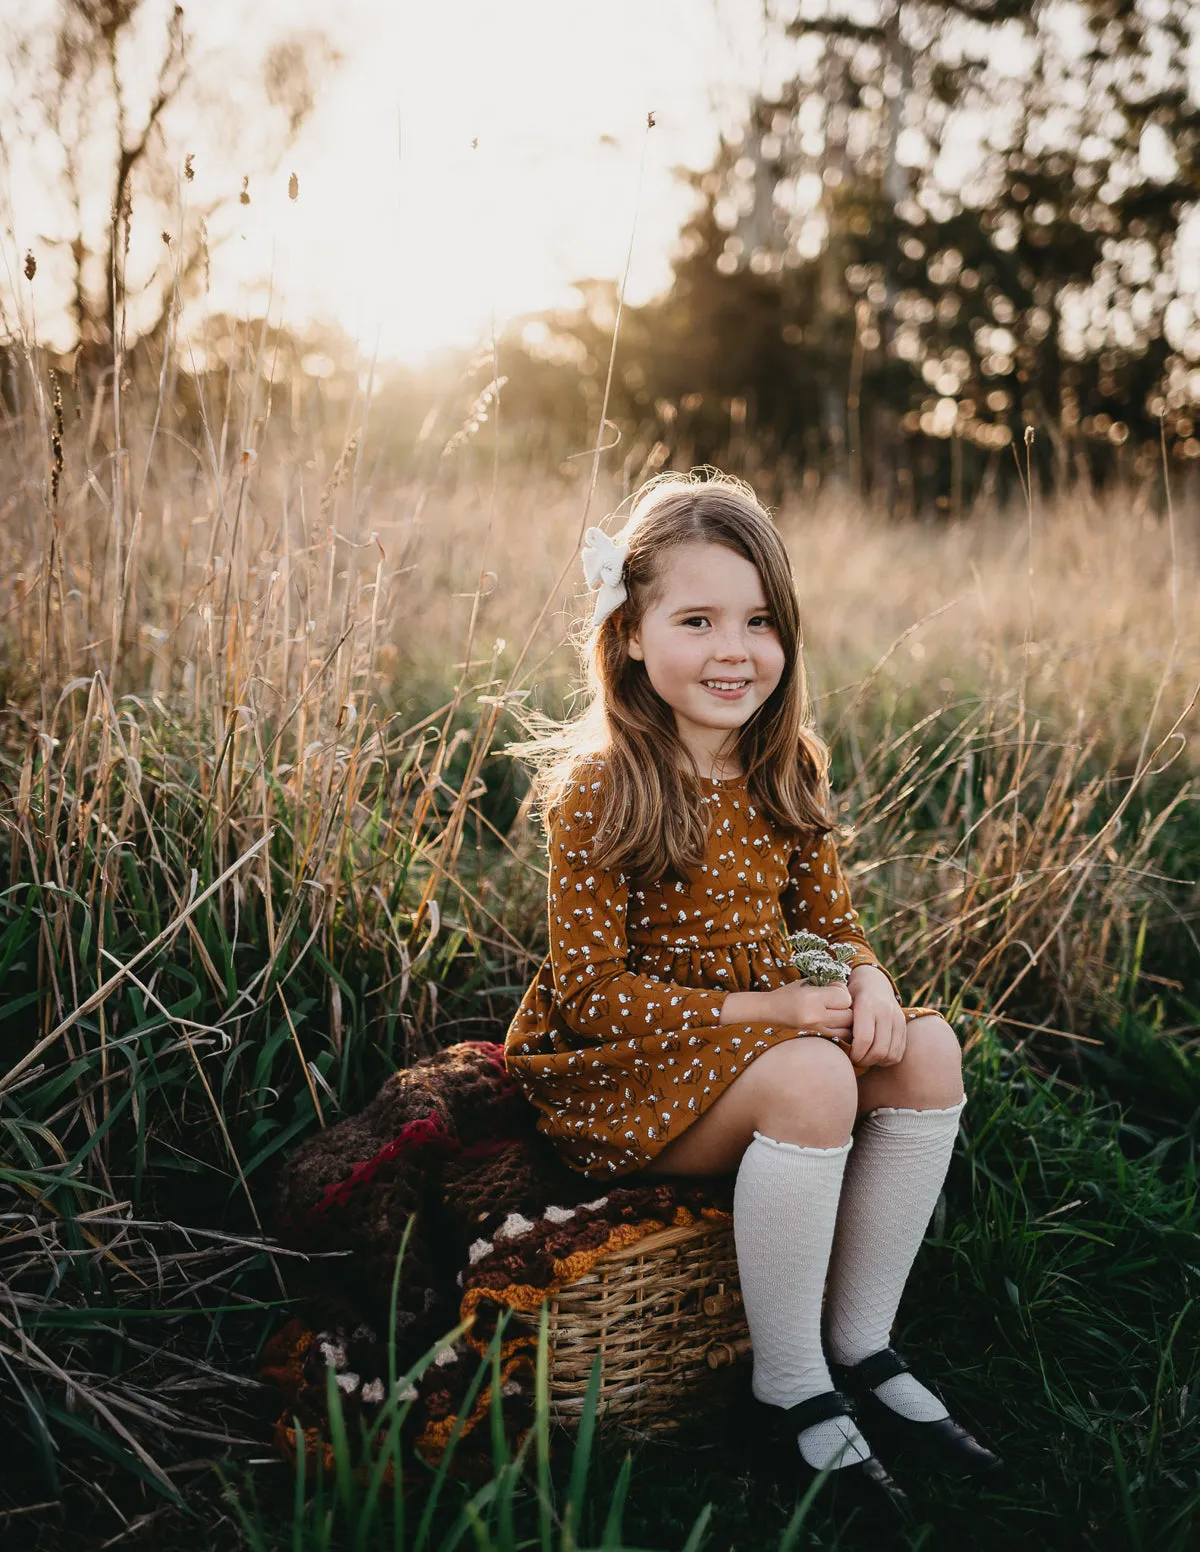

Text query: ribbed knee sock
(824, 1099), (966, 1421)
(733, 1130), (871, 1470)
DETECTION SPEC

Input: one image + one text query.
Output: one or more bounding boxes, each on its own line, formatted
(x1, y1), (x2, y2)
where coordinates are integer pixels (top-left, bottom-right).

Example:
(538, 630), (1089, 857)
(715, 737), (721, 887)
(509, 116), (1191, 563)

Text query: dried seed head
(647, 110), (656, 129)
(288, 171), (299, 201)
(24, 250), (36, 280)
(184, 152), (195, 181)
(320, 433), (360, 519)
(162, 230), (172, 246)
(50, 369), (64, 506)
(441, 377), (508, 458)
(240, 175), (250, 206)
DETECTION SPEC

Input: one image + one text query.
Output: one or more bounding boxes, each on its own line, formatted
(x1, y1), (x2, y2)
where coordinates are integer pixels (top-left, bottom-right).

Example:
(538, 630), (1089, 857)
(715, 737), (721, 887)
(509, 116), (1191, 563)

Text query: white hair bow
(581, 525), (629, 628)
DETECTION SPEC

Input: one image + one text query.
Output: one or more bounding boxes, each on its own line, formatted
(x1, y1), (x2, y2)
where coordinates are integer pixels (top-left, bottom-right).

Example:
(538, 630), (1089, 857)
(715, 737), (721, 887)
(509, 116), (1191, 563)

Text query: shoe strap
(781, 1389), (857, 1432)
(847, 1347), (912, 1391)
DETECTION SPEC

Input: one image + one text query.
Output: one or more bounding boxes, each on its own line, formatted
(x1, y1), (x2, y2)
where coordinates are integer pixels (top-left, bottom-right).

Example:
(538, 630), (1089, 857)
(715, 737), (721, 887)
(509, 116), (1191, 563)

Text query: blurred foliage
(0, 0), (339, 373)
(500, 0), (1200, 514)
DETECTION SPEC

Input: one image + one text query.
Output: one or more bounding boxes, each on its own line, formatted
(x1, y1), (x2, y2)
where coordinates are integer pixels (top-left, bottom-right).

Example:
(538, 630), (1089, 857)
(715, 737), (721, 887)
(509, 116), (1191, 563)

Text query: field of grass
(0, 341), (1197, 1549)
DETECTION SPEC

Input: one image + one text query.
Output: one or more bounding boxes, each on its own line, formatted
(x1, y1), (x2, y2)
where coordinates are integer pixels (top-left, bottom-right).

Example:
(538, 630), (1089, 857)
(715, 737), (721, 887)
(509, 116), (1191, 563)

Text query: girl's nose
(714, 627), (751, 659)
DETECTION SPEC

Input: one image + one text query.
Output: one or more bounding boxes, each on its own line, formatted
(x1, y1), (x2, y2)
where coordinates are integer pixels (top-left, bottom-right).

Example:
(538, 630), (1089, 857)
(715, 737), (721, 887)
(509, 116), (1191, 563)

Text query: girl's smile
(626, 540), (786, 770)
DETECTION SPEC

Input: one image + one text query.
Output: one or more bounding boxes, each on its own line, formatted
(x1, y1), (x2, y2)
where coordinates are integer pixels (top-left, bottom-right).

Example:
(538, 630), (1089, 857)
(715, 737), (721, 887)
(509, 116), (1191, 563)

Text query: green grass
(4, 1014), (1194, 1550)
(0, 374), (1197, 1545)
(1, 688), (1196, 1552)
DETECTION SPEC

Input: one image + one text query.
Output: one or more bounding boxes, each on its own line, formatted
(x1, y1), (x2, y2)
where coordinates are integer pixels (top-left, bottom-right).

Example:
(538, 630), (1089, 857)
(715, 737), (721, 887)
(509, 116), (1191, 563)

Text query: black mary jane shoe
(830, 1348), (1004, 1478)
(754, 1388), (910, 1518)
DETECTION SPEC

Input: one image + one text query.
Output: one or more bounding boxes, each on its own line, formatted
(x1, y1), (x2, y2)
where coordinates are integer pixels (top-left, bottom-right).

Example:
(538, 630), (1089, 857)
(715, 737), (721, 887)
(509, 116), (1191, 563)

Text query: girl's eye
(750, 615), (774, 629)
(682, 615), (710, 628)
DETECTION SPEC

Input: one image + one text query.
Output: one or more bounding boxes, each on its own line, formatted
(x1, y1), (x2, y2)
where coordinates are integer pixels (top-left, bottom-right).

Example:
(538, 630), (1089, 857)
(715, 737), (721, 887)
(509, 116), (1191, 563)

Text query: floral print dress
(505, 769), (940, 1178)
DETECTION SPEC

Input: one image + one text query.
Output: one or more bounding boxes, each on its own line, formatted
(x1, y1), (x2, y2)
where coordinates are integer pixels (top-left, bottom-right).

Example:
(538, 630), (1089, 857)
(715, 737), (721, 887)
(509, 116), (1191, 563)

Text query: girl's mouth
(701, 679), (751, 699)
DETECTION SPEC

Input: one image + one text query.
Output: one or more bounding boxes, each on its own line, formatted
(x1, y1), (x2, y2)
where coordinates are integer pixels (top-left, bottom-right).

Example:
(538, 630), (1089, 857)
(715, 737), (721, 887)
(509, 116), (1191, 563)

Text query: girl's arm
(781, 830), (903, 1003)
(544, 789), (727, 1042)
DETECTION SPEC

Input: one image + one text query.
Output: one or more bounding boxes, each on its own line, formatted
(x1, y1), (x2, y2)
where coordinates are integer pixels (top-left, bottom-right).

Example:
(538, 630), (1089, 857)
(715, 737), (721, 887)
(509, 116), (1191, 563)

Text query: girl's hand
(763, 980), (854, 1036)
(846, 964), (907, 1067)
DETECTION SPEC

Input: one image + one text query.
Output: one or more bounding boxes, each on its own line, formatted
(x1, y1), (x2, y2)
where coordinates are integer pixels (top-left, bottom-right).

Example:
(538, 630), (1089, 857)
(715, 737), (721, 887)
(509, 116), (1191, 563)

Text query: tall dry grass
(1, 344), (1197, 1074)
(0, 323), (1197, 1531)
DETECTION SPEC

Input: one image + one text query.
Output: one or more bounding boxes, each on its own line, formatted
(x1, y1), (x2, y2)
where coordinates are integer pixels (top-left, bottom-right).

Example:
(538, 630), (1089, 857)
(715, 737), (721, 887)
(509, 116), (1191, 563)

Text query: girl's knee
(752, 1036), (858, 1145)
(891, 1016), (964, 1106)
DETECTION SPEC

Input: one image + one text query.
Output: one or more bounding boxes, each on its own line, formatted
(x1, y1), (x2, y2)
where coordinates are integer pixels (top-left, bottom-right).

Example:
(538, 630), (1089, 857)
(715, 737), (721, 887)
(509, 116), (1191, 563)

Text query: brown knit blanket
(261, 1040), (734, 1486)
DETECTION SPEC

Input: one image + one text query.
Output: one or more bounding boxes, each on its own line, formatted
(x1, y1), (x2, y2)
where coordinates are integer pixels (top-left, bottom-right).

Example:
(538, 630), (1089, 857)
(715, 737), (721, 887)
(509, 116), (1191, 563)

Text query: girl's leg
(823, 1015), (966, 1420)
(638, 1028), (854, 1171)
(642, 1035), (876, 1471)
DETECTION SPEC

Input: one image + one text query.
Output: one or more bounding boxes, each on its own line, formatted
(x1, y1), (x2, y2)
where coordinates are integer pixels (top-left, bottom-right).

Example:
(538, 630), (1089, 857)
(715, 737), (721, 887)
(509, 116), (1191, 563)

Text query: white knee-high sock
(824, 1099), (966, 1422)
(733, 1130), (872, 1470)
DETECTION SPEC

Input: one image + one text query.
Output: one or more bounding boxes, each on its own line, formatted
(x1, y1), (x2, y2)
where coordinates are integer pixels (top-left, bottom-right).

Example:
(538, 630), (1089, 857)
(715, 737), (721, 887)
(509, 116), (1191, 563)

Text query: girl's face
(626, 540), (786, 770)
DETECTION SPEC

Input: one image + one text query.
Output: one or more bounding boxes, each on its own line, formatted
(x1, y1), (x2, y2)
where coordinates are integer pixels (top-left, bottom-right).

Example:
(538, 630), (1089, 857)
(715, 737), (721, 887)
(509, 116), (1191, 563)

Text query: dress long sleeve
(545, 783), (727, 1042)
(781, 830), (902, 1001)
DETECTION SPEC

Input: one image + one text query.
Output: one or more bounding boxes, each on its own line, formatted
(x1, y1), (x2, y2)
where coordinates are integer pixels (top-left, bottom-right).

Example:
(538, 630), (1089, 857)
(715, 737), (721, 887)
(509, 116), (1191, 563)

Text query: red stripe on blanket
(458, 1039), (509, 1070)
(313, 1113), (453, 1216)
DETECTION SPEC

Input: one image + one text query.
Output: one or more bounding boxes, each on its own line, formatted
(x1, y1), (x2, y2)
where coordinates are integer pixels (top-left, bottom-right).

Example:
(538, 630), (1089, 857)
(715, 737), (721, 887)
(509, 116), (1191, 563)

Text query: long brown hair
(509, 470), (833, 880)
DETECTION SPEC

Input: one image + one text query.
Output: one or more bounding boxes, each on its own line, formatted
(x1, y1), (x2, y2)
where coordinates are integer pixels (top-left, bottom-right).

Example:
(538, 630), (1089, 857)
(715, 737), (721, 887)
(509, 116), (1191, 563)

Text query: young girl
(504, 472), (1000, 1506)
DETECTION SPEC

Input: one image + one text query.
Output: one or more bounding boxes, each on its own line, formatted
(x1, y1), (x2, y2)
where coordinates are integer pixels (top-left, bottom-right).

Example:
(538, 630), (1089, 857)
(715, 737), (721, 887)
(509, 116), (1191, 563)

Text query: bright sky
(234, 0), (780, 363)
(0, 0), (783, 366)
(3, 1), (1197, 367)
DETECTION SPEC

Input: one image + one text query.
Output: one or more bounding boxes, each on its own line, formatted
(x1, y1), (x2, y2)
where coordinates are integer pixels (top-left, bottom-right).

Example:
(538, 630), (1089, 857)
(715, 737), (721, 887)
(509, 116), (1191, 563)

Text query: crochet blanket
(261, 1040), (735, 1487)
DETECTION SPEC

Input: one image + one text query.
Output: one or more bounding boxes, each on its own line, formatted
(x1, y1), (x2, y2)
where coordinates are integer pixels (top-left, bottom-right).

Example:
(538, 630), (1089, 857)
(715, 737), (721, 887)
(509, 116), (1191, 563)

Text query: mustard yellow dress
(505, 767), (939, 1178)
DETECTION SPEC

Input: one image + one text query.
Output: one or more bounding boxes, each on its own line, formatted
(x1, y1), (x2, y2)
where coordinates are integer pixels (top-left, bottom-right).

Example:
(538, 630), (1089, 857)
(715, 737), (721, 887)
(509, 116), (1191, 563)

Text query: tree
(501, 1), (1200, 511)
(2, 2), (340, 371)
(688, 0), (1200, 501)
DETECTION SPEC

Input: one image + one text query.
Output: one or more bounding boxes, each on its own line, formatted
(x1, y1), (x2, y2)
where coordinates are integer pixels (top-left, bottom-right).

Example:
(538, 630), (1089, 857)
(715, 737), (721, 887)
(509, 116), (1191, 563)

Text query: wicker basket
(511, 1216), (752, 1433)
